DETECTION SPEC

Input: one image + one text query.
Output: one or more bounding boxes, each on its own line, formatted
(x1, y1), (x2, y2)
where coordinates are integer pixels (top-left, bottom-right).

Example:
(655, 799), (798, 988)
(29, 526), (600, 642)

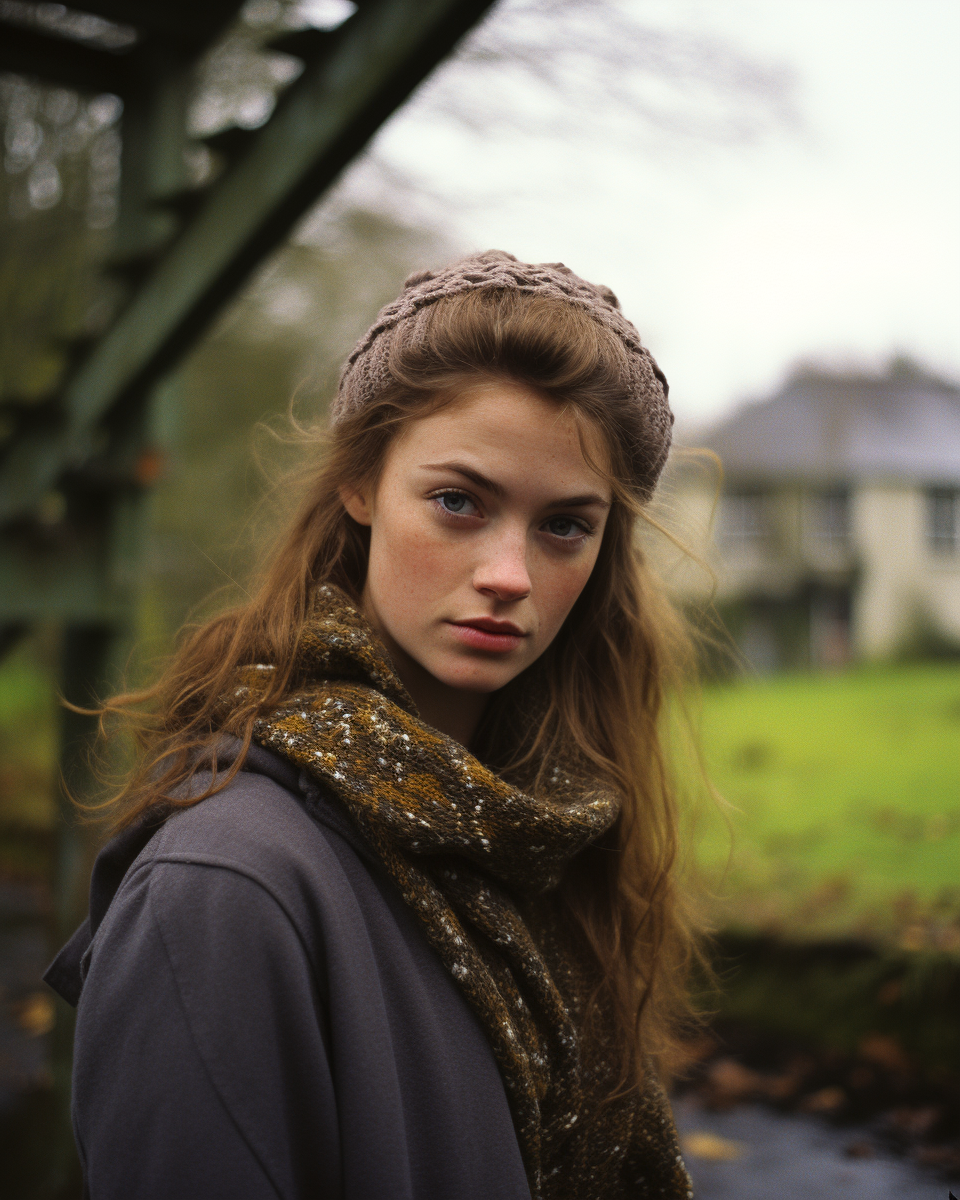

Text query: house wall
(657, 463), (960, 665)
(853, 484), (960, 657)
(925, 544), (960, 644)
(853, 484), (920, 657)
(654, 475), (853, 601)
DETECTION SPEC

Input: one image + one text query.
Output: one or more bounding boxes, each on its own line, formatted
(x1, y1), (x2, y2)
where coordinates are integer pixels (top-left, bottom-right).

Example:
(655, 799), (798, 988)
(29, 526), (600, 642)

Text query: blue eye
(433, 490), (479, 517)
(545, 516), (584, 538)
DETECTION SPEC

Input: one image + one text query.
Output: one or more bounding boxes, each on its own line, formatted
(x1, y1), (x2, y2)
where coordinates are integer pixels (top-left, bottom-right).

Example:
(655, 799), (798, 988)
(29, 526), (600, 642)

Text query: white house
(658, 359), (960, 669)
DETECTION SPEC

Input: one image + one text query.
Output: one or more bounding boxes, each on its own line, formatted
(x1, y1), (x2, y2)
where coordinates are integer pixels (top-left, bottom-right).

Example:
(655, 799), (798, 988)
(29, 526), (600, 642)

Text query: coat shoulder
(139, 768), (359, 916)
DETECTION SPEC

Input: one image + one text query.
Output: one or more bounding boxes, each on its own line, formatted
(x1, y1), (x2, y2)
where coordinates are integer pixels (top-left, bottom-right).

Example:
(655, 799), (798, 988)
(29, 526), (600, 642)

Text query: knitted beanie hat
(333, 249), (673, 499)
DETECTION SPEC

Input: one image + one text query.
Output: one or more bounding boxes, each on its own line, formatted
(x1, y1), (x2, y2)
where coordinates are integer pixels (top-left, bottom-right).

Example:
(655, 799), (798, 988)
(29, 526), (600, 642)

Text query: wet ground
(672, 1013), (960, 1200)
(676, 1096), (960, 1198)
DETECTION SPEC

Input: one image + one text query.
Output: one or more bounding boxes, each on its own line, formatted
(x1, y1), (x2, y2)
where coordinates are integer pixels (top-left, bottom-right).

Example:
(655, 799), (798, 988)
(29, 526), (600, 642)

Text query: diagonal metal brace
(0, 0), (496, 524)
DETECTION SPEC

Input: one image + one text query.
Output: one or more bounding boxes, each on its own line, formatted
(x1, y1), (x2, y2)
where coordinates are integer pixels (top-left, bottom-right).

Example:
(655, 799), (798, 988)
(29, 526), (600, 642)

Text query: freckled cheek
(368, 510), (462, 607)
(532, 558), (598, 643)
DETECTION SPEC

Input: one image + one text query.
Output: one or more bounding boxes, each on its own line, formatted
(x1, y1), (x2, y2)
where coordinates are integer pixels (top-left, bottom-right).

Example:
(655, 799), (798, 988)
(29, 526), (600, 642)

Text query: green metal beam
(48, 618), (127, 1196)
(0, 0), (245, 62)
(0, 451), (144, 627)
(55, 0), (247, 55)
(113, 46), (194, 261)
(0, 23), (133, 95)
(0, 0), (497, 524)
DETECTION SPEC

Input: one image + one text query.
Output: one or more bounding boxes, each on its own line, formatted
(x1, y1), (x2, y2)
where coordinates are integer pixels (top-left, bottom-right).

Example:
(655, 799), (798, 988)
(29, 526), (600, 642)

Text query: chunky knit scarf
(237, 586), (691, 1200)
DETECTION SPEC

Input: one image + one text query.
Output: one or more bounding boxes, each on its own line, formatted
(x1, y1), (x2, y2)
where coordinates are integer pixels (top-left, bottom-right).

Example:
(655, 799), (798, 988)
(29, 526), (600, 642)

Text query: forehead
(391, 382), (611, 486)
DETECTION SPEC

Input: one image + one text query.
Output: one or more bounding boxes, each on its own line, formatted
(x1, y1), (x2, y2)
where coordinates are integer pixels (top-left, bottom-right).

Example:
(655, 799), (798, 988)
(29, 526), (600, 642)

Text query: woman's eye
(544, 516), (585, 539)
(435, 491), (478, 516)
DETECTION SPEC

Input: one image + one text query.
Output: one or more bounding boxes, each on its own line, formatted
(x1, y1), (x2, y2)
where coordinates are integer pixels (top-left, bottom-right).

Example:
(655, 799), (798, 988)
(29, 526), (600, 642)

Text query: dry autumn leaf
(682, 1131), (745, 1161)
(13, 992), (55, 1037)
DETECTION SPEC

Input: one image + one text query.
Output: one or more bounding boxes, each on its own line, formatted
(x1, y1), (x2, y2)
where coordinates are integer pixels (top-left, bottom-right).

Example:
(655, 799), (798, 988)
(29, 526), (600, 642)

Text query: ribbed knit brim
(333, 250), (673, 499)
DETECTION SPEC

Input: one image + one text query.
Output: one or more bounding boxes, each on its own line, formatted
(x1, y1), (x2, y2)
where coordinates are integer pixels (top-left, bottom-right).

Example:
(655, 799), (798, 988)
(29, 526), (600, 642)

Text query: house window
(927, 488), (959, 554)
(812, 488), (850, 543)
(722, 492), (767, 543)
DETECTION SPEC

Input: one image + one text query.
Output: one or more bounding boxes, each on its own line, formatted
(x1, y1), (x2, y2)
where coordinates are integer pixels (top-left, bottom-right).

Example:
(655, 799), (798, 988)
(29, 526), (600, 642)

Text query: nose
(473, 528), (532, 602)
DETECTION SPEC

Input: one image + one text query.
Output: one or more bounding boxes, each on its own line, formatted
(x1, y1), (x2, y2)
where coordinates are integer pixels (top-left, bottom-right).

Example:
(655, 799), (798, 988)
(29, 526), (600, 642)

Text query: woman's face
(342, 381), (612, 714)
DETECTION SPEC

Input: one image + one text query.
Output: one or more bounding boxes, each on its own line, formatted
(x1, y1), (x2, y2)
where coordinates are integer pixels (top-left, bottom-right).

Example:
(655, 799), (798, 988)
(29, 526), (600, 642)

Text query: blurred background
(0, 1), (958, 1196)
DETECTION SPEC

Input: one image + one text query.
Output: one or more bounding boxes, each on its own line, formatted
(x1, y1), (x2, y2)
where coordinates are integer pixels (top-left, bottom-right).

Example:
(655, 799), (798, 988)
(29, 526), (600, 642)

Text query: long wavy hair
(95, 287), (705, 1090)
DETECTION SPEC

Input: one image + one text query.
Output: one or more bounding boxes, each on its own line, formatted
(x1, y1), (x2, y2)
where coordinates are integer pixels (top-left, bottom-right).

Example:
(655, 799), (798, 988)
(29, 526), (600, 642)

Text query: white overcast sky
(355, 0), (960, 426)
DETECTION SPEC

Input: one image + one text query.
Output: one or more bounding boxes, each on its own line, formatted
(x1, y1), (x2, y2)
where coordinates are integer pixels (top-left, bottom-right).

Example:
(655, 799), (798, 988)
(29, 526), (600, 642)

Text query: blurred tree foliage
(0, 75), (122, 410)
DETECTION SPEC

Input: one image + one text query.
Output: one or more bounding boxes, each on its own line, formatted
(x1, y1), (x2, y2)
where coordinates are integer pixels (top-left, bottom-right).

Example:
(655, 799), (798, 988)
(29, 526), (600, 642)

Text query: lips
(448, 617), (528, 653)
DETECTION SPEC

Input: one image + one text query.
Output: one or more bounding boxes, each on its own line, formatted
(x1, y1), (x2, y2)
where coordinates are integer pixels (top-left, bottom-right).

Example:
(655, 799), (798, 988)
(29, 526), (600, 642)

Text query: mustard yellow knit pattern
(238, 586), (692, 1200)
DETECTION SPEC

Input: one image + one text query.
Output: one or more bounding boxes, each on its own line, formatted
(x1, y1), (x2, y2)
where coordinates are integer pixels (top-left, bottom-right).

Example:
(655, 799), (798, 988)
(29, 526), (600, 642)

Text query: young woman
(46, 251), (698, 1200)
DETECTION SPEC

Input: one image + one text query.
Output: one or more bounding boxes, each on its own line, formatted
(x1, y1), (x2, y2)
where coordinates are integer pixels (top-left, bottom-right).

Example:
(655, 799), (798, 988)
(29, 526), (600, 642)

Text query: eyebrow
(420, 461), (610, 509)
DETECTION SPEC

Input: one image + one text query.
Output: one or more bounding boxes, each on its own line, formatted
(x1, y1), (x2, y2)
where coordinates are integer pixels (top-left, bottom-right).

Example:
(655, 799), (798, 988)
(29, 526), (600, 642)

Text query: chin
(434, 656), (521, 694)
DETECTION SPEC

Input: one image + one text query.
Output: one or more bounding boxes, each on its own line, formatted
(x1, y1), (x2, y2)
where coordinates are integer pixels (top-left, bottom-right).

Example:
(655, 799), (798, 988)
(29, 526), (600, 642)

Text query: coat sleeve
(72, 857), (341, 1200)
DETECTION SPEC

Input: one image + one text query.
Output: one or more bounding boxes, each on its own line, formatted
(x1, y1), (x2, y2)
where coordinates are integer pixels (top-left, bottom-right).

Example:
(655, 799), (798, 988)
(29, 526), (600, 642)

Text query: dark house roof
(703, 359), (960, 487)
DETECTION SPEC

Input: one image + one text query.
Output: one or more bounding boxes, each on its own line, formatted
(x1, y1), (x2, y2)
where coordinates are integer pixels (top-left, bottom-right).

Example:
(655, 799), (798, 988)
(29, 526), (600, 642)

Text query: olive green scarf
(239, 585), (691, 1199)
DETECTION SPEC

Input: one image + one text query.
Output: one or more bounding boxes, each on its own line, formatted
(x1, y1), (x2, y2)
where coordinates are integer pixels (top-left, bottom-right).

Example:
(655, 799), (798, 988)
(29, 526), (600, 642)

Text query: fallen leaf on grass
(912, 1143), (960, 1171)
(705, 1058), (766, 1101)
(885, 1105), (941, 1139)
(703, 1057), (806, 1107)
(764, 1070), (804, 1101)
(682, 1131), (745, 1162)
(799, 1086), (846, 1114)
(12, 992), (54, 1037)
(858, 1033), (911, 1073)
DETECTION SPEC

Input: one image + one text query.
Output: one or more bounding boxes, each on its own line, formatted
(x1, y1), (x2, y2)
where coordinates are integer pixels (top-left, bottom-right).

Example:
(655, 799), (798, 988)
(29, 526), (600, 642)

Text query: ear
(340, 484), (373, 526)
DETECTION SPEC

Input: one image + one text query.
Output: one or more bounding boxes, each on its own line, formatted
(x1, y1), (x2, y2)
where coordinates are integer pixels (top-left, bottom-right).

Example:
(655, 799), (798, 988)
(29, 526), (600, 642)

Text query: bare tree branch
(413, 0), (799, 148)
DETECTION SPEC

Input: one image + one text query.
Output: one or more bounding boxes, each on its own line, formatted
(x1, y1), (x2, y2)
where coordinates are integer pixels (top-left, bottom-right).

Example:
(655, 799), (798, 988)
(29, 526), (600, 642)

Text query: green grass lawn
(689, 663), (960, 949)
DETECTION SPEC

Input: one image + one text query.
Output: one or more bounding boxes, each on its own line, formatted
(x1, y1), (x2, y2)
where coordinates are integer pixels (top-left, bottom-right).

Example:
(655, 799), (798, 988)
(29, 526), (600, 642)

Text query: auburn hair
(94, 288), (704, 1091)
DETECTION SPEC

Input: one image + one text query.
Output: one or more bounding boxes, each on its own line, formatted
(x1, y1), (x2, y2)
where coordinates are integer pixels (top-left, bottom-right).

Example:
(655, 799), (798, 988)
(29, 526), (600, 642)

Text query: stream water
(675, 1094), (960, 1199)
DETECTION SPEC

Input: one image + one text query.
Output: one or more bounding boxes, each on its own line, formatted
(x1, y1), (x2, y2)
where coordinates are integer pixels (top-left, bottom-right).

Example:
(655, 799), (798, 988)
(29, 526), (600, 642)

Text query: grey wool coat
(45, 742), (531, 1200)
